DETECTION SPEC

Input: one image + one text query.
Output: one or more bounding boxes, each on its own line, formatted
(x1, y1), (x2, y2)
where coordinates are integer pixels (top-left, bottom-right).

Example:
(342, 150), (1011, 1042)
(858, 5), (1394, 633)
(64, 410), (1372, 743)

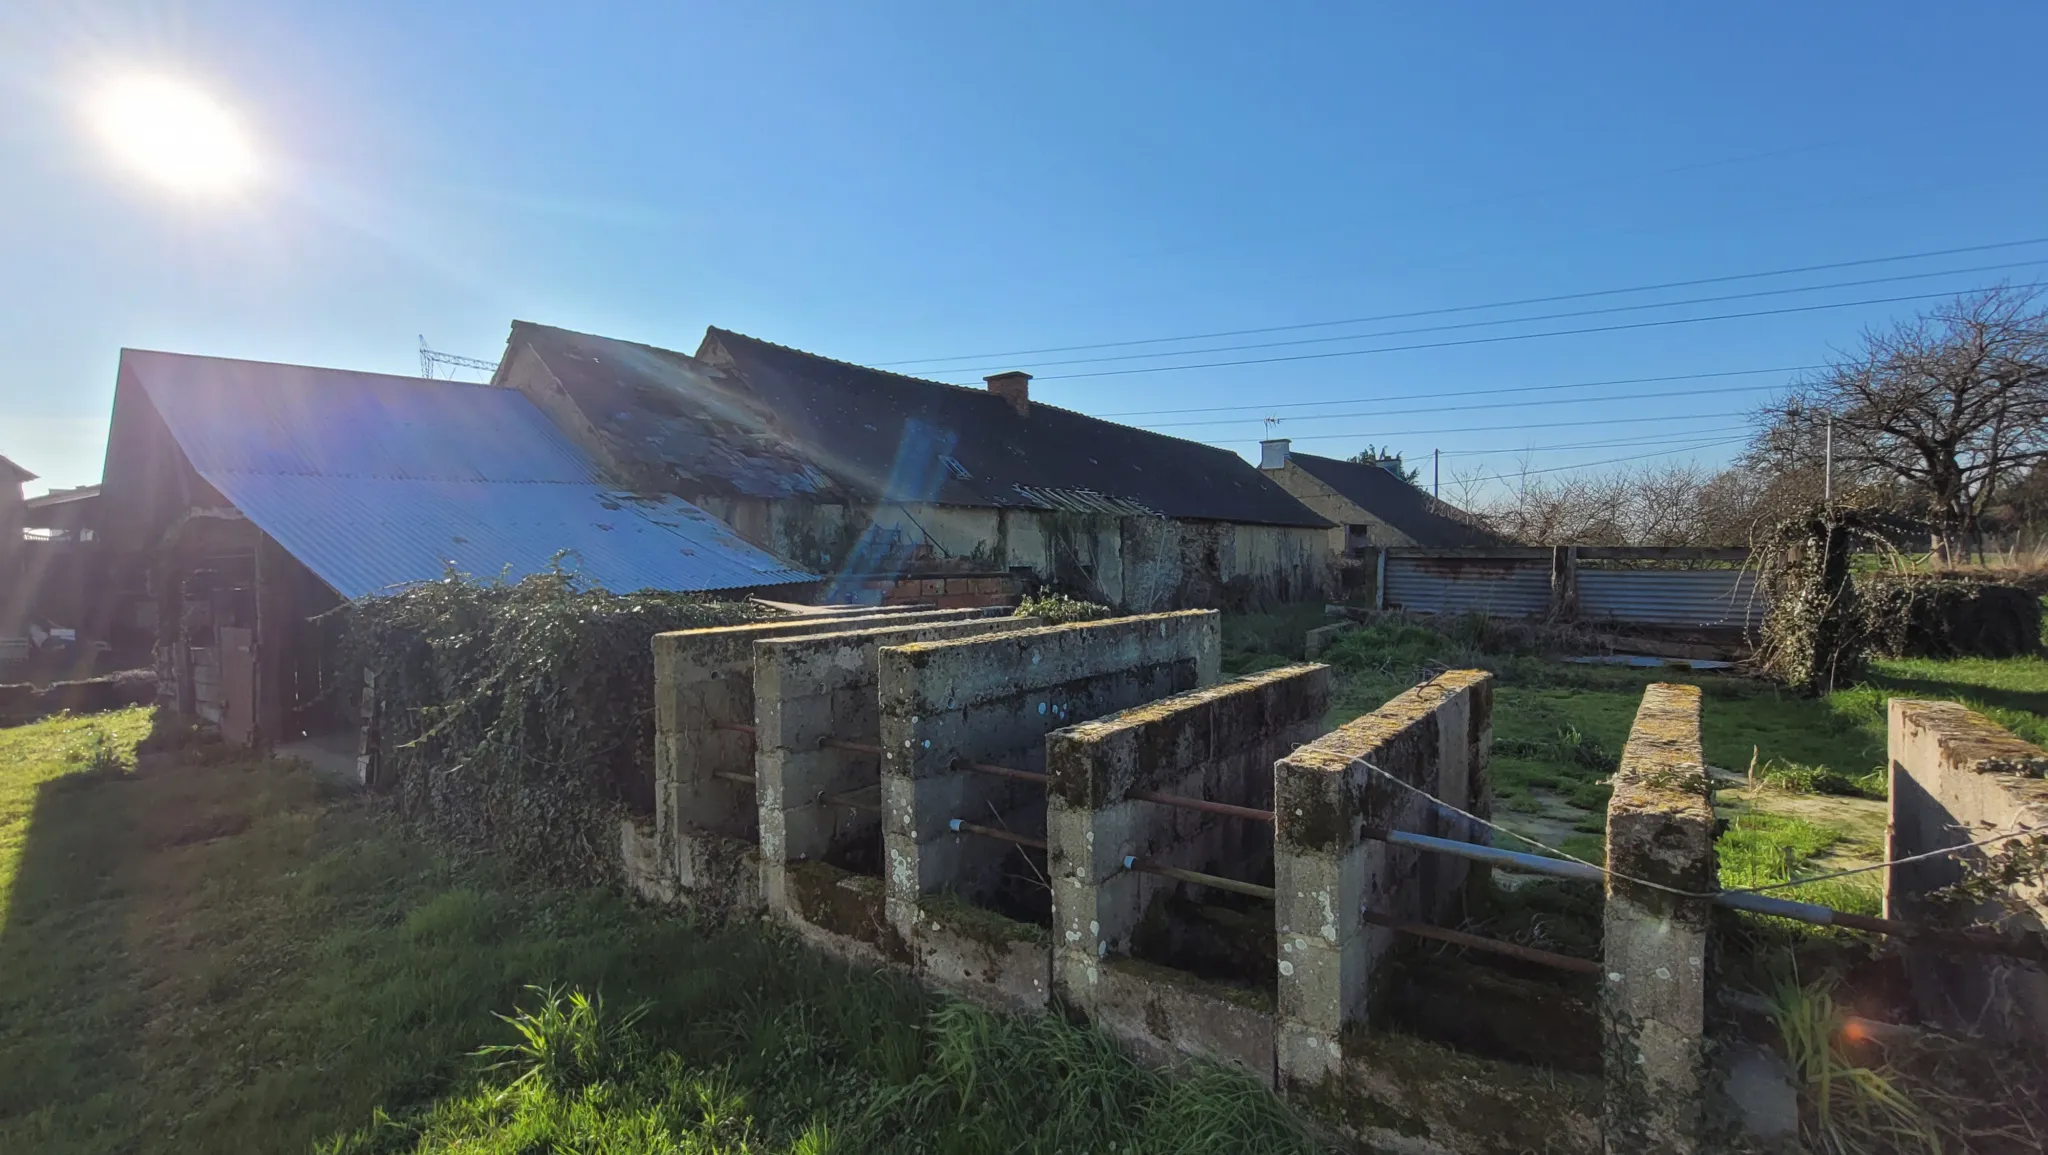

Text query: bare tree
(1758, 287), (2048, 557)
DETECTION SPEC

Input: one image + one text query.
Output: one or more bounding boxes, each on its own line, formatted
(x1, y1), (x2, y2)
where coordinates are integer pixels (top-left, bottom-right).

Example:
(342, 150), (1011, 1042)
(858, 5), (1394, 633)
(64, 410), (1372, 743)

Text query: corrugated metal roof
(123, 350), (816, 598)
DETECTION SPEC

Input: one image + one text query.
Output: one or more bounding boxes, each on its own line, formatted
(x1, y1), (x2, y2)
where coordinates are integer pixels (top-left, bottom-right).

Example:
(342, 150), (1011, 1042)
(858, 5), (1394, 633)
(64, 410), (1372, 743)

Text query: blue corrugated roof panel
(124, 350), (816, 598)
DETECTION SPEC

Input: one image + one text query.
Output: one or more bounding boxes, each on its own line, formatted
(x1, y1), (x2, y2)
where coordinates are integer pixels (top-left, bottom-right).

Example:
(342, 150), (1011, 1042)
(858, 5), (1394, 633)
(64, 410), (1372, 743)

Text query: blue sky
(4, 1), (2046, 498)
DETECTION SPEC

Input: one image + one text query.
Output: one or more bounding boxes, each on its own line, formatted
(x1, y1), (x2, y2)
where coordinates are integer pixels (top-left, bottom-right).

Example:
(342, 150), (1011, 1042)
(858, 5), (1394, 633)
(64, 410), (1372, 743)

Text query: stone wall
(1601, 683), (1715, 1155)
(1046, 663), (1330, 1078)
(876, 610), (1222, 1007)
(636, 606), (1008, 908)
(755, 614), (1041, 958)
(1887, 699), (2048, 1041)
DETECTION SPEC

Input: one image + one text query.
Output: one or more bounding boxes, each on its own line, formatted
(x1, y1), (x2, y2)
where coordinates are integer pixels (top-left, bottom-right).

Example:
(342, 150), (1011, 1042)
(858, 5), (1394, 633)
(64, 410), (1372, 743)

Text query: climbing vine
(332, 568), (766, 883)
(1751, 506), (1876, 695)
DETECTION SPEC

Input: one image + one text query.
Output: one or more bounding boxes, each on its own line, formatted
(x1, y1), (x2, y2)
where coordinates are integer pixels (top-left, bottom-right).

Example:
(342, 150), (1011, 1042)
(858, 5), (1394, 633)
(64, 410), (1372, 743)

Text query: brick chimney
(1259, 438), (1291, 469)
(984, 371), (1031, 416)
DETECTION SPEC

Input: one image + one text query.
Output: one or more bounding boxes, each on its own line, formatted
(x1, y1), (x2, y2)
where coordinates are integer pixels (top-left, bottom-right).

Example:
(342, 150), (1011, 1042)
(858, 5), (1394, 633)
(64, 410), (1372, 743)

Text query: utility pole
(1433, 448), (1440, 499)
(1823, 412), (1833, 507)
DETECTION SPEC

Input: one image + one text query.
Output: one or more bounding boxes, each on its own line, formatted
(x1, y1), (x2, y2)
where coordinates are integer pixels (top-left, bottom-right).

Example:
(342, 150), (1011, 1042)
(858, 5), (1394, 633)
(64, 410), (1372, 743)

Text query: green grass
(0, 709), (1324, 1155)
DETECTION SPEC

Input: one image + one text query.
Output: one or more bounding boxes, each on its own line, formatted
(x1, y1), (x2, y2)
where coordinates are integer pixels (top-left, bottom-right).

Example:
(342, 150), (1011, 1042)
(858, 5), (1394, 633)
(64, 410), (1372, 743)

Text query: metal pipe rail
(1121, 856), (1276, 901)
(952, 757), (1048, 785)
(946, 818), (1046, 851)
(700, 729), (2034, 956)
(1360, 911), (1601, 975)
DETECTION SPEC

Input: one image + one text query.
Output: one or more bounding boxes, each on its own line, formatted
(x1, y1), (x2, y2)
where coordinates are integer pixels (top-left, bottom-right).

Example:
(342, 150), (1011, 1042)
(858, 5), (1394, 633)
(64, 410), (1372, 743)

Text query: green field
(0, 711), (1320, 1155)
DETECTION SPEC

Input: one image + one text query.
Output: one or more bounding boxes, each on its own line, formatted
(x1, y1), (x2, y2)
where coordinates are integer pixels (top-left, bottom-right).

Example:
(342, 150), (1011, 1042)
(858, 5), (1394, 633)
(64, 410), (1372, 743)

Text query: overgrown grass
(0, 708), (1323, 1155)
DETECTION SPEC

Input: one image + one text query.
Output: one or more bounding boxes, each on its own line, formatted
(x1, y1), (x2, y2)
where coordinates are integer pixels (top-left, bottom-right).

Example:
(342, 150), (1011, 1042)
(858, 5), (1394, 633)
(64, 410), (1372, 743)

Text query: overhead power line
(1209, 409), (1754, 442)
(1490, 437), (1750, 478)
(1023, 282), (2045, 382)
(880, 235), (2048, 369)
(1096, 364), (1820, 418)
(1139, 381), (1783, 431)
(936, 259), (2048, 378)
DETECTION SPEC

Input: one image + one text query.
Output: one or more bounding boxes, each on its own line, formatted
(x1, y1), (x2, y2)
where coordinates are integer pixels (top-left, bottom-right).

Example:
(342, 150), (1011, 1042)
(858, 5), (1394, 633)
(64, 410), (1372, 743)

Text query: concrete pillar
(754, 615), (1038, 932)
(1602, 682), (1715, 1155)
(1886, 699), (2048, 1041)
(876, 610), (1222, 1007)
(1271, 669), (1493, 1088)
(1047, 662), (1329, 1077)
(649, 606), (1005, 907)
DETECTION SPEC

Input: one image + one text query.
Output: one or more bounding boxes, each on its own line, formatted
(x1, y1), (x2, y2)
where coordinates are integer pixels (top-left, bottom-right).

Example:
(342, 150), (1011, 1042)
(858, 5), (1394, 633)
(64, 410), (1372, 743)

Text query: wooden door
(219, 626), (256, 746)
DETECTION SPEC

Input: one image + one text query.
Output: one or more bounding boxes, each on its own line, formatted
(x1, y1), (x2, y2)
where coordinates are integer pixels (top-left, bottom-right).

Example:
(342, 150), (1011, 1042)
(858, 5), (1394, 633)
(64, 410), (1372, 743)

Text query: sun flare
(89, 75), (259, 195)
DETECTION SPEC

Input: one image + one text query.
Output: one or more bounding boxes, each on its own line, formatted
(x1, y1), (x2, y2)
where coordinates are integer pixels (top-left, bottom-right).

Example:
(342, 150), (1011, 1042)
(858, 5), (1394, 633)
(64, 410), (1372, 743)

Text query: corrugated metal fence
(1380, 547), (1763, 631)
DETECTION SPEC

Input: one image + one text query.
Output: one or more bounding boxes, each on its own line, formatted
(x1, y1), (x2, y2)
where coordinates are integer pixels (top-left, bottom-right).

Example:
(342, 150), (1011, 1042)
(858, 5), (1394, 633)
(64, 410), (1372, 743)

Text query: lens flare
(89, 74), (259, 195)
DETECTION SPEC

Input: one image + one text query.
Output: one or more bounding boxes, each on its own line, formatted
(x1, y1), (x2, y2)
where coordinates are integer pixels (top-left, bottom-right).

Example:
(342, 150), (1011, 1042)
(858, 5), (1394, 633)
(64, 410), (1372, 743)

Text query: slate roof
(112, 350), (815, 598)
(1285, 451), (1505, 547)
(501, 321), (1329, 528)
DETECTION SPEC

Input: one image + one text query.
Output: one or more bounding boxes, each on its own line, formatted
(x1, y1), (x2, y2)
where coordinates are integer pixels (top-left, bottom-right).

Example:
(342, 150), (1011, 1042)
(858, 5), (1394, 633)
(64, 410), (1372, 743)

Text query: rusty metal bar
(952, 757), (1049, 785)
(711, 721), (756, 737)
(712, 769), (755, 788)
(1362, 911), (1602, 975)
(946, 818), (1046, 850)
(1126, 789), (1275, 824)
(1122, 856), (1276, 901)
(820, 737), (885, 757)
(823, 790), (881, 814)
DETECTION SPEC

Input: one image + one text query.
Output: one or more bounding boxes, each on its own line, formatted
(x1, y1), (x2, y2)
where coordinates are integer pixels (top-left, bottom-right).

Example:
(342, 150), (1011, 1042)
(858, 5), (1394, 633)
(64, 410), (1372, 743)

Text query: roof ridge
(120, 348), (493, 390)
(705, 327), (1245, 463)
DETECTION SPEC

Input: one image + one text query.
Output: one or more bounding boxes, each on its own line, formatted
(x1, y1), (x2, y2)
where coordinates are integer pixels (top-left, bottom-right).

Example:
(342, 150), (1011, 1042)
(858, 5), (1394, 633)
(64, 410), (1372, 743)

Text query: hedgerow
(333, 569), (766, 883)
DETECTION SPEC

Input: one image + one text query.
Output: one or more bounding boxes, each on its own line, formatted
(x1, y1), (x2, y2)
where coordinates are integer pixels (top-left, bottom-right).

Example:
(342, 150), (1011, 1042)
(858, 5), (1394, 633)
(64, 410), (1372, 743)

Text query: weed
(1769, 976), (1939, 1154)
(1013, 591), (1114, 626)
(474, 984), (650, 1095)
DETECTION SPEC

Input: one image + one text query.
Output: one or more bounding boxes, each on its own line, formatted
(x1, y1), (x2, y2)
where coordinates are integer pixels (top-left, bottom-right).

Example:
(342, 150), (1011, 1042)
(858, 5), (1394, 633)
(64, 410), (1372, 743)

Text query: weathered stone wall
(876, 610), (1222, 1007)
(1046, 662), (1329, 1078)
(699, 496), (1332, 613)
(1602, 683), (1715, 1155)
(636, 606), (1007, 908)
(1887, 699), (2048, 1041)
(1269, 669), (1494, 1097)
(755, 614), (1041, 956)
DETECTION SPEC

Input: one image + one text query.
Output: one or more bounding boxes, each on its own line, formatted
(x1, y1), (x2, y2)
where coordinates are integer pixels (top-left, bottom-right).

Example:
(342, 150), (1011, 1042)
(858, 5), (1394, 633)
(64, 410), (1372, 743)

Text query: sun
(89, 75), (260, 196)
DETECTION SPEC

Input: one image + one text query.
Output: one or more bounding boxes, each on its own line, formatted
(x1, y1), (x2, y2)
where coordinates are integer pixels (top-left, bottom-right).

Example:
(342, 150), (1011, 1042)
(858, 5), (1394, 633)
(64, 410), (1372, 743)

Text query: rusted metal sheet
(1578, 569), (1762, 630)
(1383, 555), (1552, 618)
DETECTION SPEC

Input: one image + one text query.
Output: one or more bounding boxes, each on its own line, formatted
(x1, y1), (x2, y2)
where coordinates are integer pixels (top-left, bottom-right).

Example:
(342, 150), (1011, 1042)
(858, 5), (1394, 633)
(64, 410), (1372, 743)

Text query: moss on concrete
(1103, 955), (1276, 1013)
(918, 889), (1050, 948)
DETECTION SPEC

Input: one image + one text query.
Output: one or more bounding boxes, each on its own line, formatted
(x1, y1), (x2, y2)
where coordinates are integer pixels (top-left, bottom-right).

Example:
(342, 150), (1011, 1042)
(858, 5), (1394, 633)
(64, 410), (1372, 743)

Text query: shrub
(335, 569), (764, 883)
(1014, 592), (1115, 626)
(1858, 573), (2043, 659)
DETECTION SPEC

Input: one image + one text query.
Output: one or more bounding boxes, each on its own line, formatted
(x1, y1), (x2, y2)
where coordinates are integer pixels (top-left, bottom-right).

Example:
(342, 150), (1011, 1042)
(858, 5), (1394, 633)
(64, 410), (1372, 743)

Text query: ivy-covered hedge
(335, 571), (766, 883)
(1859, 574), (2044, 659)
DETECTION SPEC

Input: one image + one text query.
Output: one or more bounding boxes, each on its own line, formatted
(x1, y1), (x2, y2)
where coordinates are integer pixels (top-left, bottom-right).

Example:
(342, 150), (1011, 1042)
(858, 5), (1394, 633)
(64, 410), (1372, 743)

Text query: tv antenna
(418, 335), (499, 381)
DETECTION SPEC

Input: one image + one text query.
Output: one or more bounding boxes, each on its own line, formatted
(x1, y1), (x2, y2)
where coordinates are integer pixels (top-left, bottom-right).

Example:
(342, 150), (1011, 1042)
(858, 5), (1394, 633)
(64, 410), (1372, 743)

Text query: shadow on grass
(0, 755), (149, 1150)
(1863, 670), (2048, 720)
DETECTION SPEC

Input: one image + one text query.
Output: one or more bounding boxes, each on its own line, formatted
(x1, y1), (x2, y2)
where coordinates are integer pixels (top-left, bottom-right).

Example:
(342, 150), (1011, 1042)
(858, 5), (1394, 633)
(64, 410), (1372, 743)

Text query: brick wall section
(1601, 683), (1715, 1155)
(1046, 662), (1329, 1078)
(754, 615), (1041, 945)
(1887, 699), (2048, 1041)
(640, 606), (1008, 907)
(1270, 669), (1492, 1088)
(876, 610), (1222, 1007)
(875, 573), (1026, 610)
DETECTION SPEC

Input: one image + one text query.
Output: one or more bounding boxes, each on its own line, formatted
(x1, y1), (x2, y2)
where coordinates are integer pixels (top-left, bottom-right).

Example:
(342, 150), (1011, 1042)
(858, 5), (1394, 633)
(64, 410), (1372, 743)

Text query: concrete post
(1602, 683), (1715, 1155)
(1271, 669), (1493, 1088)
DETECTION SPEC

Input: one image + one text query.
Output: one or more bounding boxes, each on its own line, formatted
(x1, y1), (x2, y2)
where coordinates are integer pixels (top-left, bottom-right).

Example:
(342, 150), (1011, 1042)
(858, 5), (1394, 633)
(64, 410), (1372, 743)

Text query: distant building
(494, 323), (1335, 611)
(0, 455), (34, 639)
(1257, 439), (1505, 555)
